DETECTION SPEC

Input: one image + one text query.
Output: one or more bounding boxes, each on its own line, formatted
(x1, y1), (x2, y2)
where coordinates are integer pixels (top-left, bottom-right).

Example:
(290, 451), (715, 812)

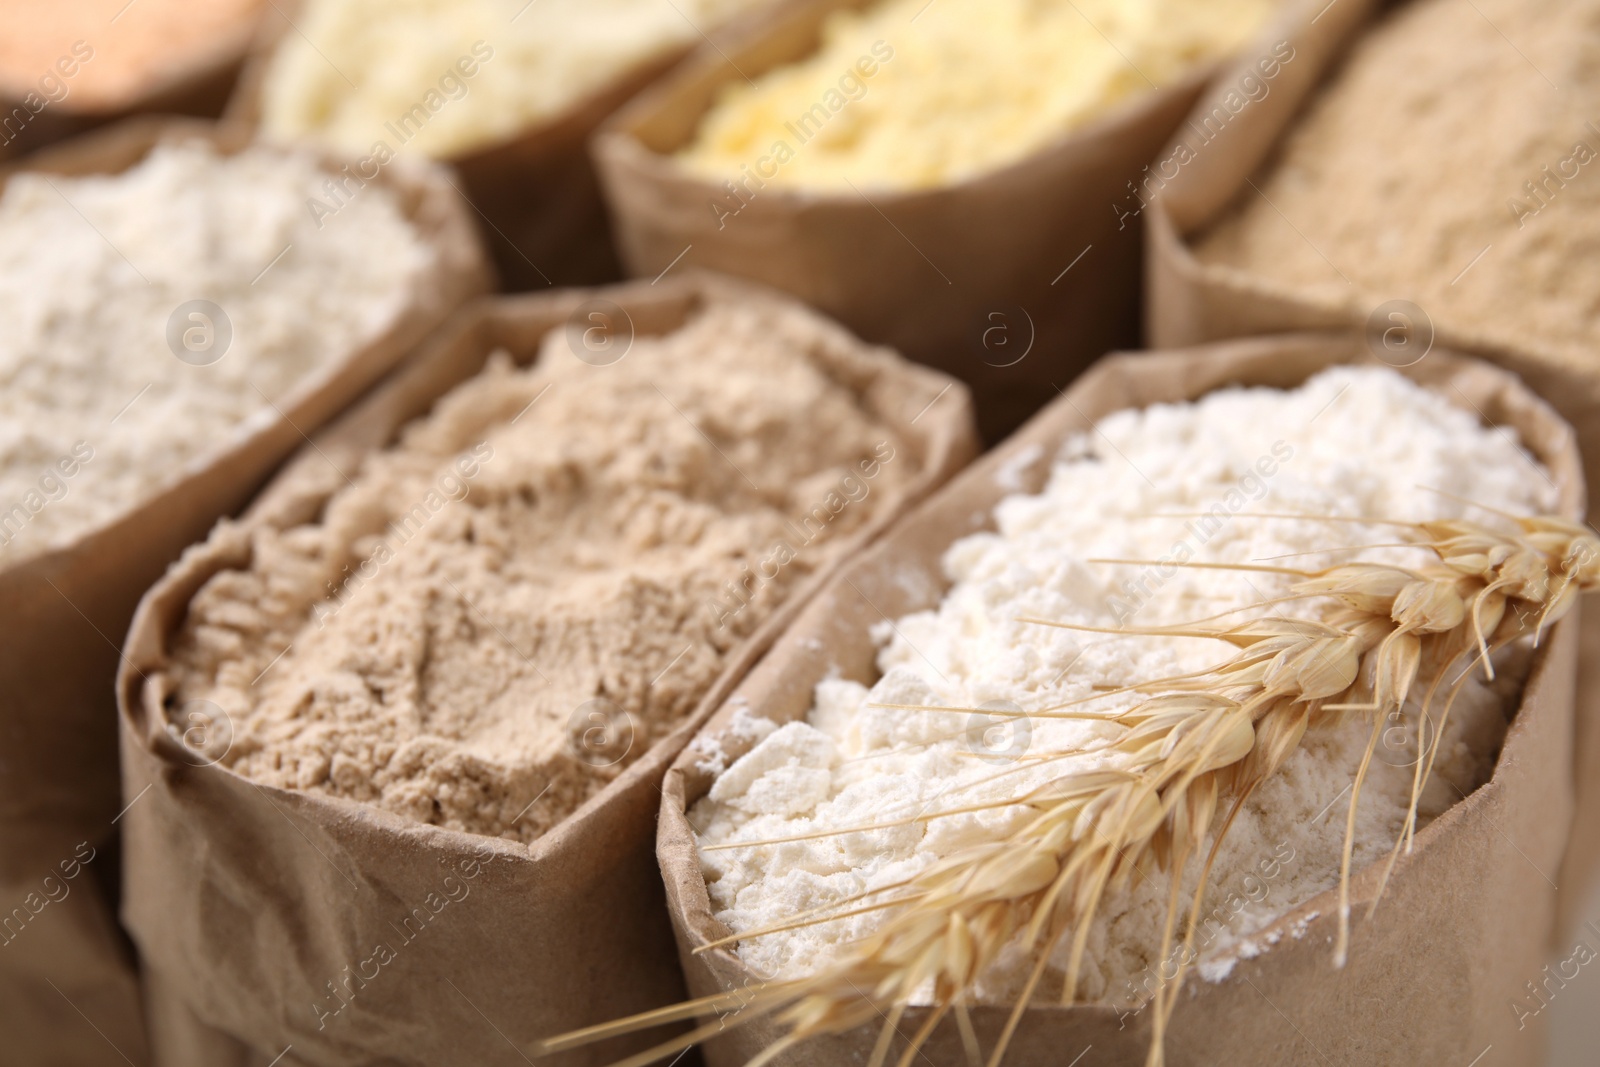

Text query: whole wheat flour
(168, 300), (913, 844)
(691, 367), (1554, 1010)
(0, 139), (435, 561)
(1196, 0), (1600, 368)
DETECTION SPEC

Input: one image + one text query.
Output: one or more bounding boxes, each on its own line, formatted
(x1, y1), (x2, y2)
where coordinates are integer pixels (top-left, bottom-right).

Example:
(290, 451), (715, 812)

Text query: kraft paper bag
(227, 0), (782, 291)
(657, 336), (1583, 1067)
(1140, 0), (1600, 941)
(592, 0), (1309, 443)
(115, 272), (979, 1067)
(0, 115), (489, 1067)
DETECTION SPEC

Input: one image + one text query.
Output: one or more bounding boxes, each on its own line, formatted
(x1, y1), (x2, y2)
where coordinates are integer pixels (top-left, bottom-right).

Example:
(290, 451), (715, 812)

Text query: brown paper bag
(0, 115), (489, 1067)
(658, 335), (1584, 1067)
(226, 1), (781, 291)
(591, 0), (1304, 444)
(115, 272), (979, 1067)
(0, 7), (260, 163)
(1140, 0), (1600, 941)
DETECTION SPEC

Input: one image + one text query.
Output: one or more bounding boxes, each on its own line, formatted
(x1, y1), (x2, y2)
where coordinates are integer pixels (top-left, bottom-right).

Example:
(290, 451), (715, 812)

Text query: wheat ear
(537, 514), (1597, 1067)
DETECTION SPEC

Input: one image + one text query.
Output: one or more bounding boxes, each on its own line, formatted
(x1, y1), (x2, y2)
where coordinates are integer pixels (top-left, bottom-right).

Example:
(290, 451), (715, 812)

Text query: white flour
(691, 367), (1554, 1008)
(261, 0), (773, 159)
(0, 139), (435, 561)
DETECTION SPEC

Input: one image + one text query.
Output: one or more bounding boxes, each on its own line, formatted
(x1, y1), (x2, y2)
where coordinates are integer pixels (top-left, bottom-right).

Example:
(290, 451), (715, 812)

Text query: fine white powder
(261, 0), (773, 159)
(0, 139), (436, 561)
(692, 367), (1555, 1009)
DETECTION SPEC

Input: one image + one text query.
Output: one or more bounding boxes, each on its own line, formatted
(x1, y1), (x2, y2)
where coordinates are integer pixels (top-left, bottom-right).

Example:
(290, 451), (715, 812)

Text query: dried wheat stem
(540, 514), (1598, 1067)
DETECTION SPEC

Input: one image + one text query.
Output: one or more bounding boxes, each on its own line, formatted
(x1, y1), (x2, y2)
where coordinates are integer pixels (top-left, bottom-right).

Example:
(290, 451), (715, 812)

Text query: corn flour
(691, 367), (1553, 1006)
(0, 139), (434, 561)
(169, 299), (914, 844)
(678, 0), (1278, 191)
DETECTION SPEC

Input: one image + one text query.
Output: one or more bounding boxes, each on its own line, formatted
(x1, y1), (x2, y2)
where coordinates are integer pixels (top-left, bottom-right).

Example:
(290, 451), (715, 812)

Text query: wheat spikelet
(538, 513), (1598, 1067)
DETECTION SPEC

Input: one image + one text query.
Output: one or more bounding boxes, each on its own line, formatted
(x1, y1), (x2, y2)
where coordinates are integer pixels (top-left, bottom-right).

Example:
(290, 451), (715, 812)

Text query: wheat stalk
(538, 513), (1597, 1067)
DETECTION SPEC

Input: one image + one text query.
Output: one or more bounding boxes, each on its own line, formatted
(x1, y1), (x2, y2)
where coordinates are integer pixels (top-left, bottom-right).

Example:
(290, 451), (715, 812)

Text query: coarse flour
(1198, 0), (1600, 373)
(170, 299), (915, 843)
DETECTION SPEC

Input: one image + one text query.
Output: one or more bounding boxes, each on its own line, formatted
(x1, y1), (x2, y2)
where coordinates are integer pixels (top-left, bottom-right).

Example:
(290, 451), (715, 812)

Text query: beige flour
(169, 299), (913, 844)
(1197, 0), (1600, 366)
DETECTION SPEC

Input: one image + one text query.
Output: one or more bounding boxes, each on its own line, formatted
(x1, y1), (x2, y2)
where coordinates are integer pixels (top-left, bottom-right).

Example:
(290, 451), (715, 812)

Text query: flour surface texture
(262, 0), (773, 158)
(1198, 0), (1600, 373)
(0, 140), (433, 562)
(170, 300), (915, 844)
(679, 0), (1278, 191)
(692, 367), (1553, 1005)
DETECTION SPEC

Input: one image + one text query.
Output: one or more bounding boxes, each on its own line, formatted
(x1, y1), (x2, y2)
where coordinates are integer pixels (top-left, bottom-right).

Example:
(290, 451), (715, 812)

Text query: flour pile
(170, 299), (915, 843)
(0, 139), (435, 561)
(691, 367), (1552, 1009)
(1198, 0), (1600, 370)
(679, 0), (1278, 192)
(261, 0), (773, 159)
